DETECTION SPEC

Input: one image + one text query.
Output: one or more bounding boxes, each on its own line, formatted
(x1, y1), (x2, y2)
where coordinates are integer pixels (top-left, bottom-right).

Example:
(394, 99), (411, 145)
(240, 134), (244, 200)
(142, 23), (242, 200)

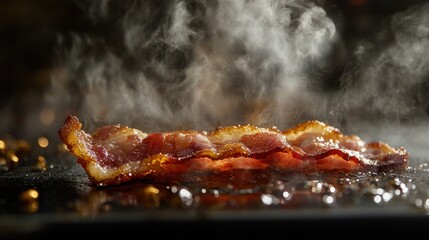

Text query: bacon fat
(58, 115), (408, 186)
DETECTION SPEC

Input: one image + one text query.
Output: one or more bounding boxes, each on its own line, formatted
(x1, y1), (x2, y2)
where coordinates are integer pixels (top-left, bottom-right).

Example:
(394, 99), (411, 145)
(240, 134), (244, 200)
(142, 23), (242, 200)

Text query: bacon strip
(58, 115), (408, 186)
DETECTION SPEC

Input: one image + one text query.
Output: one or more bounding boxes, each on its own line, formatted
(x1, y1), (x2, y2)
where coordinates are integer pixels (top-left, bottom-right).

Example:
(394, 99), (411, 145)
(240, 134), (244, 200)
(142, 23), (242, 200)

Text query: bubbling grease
(68, 165), (429, 216)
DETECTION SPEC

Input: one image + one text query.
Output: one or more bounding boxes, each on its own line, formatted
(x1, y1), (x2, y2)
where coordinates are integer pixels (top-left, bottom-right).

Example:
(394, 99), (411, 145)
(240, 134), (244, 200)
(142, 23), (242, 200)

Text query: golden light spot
(40, 108), (55, 125)
(37, 156), (47, 171)
(0, 140), (5, 150)
(20, 189), (39, 201)
(8, 151), (19, 163)
(140, 185), (161, 208)
(20, 189), (39, 214)
(144, 185), (160, 195)
(29, 189), (38, 199)
(38, 137), (49, 148)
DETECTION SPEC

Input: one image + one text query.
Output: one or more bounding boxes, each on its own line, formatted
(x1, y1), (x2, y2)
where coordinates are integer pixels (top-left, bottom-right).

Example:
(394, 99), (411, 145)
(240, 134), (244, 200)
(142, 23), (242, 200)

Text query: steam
(48, 0), (429, 135)
(332, 2), (429, 124)
(49, 0), (336, 131)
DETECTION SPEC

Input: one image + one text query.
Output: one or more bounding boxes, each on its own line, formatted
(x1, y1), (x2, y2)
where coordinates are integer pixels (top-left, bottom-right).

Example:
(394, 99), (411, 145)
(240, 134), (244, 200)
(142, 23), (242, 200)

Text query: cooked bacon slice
(58, 115), (408, 186)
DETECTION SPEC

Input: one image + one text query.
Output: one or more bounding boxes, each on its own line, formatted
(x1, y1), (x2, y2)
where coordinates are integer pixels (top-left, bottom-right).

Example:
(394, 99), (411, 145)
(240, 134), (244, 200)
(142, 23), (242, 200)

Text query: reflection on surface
(1, 150), (429, 219)
(71, 166), (429, 216)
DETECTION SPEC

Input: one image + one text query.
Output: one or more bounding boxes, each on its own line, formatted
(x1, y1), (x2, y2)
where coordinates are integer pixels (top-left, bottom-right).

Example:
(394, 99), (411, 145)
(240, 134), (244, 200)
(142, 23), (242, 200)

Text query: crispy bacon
(58, 115), (408, 186)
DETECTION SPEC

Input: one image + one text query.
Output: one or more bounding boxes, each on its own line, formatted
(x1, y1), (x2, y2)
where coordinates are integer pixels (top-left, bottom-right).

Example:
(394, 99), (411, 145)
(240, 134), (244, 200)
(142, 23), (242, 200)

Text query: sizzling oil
(71, 165), (429, 216)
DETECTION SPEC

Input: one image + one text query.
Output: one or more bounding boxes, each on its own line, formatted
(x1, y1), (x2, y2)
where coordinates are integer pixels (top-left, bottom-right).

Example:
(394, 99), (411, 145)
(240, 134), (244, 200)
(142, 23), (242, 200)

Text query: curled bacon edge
(59, 115), (408, 186)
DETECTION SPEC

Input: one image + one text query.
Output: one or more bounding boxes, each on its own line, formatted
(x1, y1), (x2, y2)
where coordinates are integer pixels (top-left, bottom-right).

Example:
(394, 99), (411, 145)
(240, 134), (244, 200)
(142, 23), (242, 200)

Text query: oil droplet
(372, 188), (384, 195)
(322, 195), (335, 205)
(171, 186), (178, 193)
(282, 191), (291, 200)
(144, 185), (160, 195)
(141, 185), (161, 208)
(415, 198), (423, 207)
(394, 189), (401, 196)
(261, 194), (280, 205)
(8, 151), (19, 163)
(178, 188), (193, 206)
(38, 137), (49, 148)
(400, 183), (409, 194)
(36, 156), (47, 171)
(373, 195), (382, 204)
(213, 189), (219, 197)
(311, 182), (323, 193)
(382, 192), (393, 202)
(20, 189), (39, 213)
(21, 189), (39, 200)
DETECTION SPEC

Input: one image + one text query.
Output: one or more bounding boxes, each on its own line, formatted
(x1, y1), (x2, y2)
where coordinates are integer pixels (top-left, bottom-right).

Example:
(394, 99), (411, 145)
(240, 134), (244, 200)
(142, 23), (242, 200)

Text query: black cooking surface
(2, 149), (429, 238)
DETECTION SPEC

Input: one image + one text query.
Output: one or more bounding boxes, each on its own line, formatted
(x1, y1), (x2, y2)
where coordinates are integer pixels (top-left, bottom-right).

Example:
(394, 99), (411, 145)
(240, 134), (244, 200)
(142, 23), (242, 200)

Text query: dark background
(1, 0), (426, 95)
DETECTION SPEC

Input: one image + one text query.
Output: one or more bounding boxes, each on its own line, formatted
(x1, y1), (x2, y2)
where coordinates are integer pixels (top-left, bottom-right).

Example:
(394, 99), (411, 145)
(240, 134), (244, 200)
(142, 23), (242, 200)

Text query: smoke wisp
(332, 2), (429, 125)
(48, 0), (429, 135)
(49, 0), (337, 132)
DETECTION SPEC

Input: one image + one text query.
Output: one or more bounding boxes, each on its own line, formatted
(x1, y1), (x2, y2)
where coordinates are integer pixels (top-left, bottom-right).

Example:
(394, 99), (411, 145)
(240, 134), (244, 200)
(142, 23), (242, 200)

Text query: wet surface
(1, 151), (429, 238)
(1, 121), (428, 239)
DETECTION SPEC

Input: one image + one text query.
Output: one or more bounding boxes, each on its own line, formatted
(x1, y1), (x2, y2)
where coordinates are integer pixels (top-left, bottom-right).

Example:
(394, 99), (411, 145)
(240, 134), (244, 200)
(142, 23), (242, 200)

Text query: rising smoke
(48, 0), (337, 132)
(332, 2), (429, 125)
(47, 0), (429, 134)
